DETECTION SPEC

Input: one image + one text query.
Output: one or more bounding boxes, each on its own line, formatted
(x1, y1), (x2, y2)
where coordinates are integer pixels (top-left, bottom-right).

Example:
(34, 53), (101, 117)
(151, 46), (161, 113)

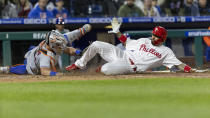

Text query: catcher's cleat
(0, 66), (9, 74)
(66, 64), (79, 71)
(95, 66), (102, 73)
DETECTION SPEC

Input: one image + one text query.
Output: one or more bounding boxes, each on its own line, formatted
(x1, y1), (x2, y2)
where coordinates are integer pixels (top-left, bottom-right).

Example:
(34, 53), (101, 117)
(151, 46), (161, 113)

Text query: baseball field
(0, 72), (210, 118)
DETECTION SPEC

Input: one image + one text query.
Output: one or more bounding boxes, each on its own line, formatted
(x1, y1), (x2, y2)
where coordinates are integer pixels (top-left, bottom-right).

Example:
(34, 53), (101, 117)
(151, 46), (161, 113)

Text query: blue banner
(185, 30), (210, 37)
(0, 16), (210, 24)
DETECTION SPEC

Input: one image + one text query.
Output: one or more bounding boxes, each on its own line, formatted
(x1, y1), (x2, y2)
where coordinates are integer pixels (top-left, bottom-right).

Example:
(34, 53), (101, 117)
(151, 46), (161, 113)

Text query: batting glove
(108, 17), (122, 34)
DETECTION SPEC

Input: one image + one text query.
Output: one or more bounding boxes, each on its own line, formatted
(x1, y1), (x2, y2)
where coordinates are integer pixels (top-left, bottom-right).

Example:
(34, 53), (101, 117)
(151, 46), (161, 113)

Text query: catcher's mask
(151, 26), (167, 46)
(45, 30), (67, 54)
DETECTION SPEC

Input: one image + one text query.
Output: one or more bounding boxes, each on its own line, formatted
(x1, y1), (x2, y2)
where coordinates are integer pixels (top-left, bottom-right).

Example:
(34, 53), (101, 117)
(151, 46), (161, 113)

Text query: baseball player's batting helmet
(56, 17), (65, 25)
(45, 30), (67, 54)
(152, 26), (167, 45)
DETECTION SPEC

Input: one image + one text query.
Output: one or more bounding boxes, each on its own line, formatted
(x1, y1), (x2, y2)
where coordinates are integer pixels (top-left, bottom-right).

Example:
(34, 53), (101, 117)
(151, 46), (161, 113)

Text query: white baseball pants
(75, 41), (135, 75)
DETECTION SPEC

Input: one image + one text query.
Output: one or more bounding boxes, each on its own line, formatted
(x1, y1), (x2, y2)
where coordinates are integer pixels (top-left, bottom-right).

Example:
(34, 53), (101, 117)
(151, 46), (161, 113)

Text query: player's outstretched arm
(171, 63), (208, 73)
(176, 63), (193, 73)
(108, 17), (127, 44)
(64, 47), (81, 56)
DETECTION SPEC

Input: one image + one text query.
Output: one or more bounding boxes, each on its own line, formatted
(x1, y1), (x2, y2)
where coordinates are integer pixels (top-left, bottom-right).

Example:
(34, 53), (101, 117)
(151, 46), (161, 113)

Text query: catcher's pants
(75, 41), (135, 75)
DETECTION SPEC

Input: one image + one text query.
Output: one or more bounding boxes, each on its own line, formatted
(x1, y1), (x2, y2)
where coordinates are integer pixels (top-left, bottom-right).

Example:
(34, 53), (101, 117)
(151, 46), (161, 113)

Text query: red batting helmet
(152, 26), (167, 45)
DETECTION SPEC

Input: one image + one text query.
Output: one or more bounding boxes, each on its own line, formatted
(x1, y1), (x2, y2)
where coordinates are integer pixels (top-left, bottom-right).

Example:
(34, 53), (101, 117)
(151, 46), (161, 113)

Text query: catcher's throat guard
(45, 30), (68, 54)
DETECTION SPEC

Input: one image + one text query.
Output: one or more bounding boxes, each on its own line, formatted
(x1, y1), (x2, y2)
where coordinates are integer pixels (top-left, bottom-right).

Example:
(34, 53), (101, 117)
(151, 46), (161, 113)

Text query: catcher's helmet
(45, 30), (67, 54)
(56, 17), (65, 25)
(152, 26), (167, 45)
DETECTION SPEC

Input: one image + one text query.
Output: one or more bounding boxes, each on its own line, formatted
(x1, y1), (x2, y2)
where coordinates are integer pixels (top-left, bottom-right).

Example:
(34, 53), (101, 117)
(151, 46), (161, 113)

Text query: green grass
(1, 78), (210, 118)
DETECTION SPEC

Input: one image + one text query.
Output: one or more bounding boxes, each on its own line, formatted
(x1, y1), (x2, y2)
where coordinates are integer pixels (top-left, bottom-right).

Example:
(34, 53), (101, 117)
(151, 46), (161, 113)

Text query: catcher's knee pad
(10, 64), (27, 75)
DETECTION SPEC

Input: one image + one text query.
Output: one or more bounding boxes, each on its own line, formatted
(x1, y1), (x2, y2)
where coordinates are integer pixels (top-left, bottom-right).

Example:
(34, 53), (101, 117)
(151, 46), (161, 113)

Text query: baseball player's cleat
(0, 66), (9, 74)
(66, 64), (79, 71)
(95, 66), (102, 73)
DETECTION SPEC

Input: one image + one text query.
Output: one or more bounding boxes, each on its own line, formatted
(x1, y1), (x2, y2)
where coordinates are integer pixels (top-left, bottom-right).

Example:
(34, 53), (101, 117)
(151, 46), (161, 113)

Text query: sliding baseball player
(66, 18), (205, 75)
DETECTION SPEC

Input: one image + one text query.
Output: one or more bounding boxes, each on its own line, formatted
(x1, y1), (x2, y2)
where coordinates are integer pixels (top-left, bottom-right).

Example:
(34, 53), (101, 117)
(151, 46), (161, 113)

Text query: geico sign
(153, 17), (175, 22)
(24, 19), (47, 24)
(89, 18), (112, 23)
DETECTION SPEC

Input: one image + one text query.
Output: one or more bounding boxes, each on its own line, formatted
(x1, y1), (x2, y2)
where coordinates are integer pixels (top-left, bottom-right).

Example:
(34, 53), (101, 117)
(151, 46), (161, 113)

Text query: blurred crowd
(0, 0), (210, 19)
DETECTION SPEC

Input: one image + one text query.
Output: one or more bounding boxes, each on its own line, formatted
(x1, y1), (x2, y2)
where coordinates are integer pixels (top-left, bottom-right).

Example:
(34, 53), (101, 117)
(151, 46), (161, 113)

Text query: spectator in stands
(72, 0), (118, 17)
(163, 0), (184, 16)
(182, 0), (199, 56)
(17, 0), (33, 18)
(44, 0), (55, 11)
(198, 0), (210, 16)
(73, 0), (89, 17)
(203, 26), (210, 62)
(142, 0), (160, 17)
(29, 0), (38, 5)
(33, 0), (55, 11)
(52, 0), (69, 18)
(152, 0), (163, 16)
(86, 0), (117, 17)
(0, 0), (18, 18)
(182, 0), (199, 57)
(115, 0), (124, 7)
(28, 0), (53, 18)
(118, 0), (144, 17)
(104, 0), (119, 17)
(183, 0), (200, 16)
(135, 0), (144, 10)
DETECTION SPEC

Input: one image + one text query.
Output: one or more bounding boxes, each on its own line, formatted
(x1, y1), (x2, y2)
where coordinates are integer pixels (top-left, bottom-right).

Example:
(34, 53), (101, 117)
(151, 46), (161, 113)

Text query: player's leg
(100, 59), (134, 75)
(0, 64), (27, 74)
(68, 41), (125, 69)
(10, 64), (27, 74)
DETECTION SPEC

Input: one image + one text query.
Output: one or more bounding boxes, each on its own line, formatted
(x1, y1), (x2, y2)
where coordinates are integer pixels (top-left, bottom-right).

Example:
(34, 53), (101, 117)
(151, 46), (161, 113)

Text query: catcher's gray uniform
(25, 44), (59, 74)
(25, 28), (86, 75)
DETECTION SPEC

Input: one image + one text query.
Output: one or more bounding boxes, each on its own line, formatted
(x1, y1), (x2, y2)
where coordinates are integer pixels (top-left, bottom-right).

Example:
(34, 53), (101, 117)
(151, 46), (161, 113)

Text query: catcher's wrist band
(184, 65), (191, 73)
(119, 34), (127, 43)
(50, 71), (57, 76)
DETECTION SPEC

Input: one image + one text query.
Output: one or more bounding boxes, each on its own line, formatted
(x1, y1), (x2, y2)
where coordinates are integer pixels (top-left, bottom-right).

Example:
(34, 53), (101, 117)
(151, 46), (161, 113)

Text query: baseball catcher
(0, 24), (92, 76)
(66, 18), (205, 75)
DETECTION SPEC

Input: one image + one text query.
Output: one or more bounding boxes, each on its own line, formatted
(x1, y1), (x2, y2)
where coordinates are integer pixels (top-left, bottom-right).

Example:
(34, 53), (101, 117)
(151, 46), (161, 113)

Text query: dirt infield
(0, 71), (209, 82)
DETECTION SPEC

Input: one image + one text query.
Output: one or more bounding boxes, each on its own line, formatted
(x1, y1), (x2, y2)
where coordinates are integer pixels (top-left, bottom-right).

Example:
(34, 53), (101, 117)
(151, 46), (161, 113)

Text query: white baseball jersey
(75, 37), (182, 75)
(125, 37), (182, 72)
